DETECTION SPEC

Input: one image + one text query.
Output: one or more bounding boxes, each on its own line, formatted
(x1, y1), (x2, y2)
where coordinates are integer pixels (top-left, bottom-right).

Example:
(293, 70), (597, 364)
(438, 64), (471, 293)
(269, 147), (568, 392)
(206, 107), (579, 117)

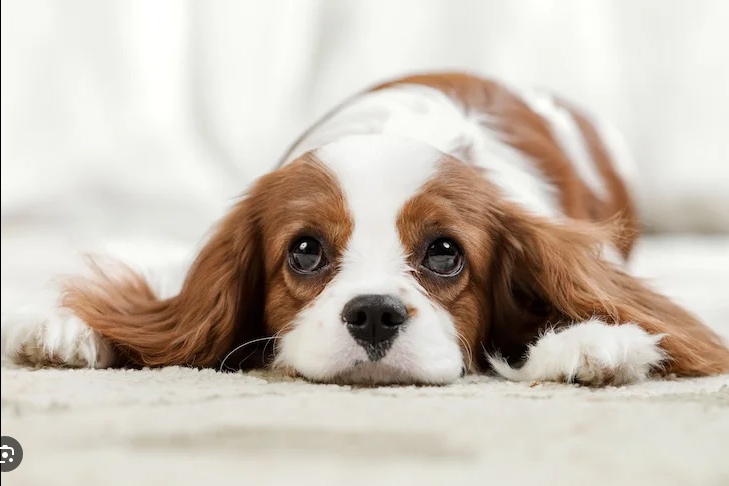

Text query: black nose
(342, 294), (408, 348)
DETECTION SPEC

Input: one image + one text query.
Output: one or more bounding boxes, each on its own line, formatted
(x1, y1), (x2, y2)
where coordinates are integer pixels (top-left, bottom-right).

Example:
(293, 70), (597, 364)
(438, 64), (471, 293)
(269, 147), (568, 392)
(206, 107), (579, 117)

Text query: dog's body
(3, 73), (729, 385)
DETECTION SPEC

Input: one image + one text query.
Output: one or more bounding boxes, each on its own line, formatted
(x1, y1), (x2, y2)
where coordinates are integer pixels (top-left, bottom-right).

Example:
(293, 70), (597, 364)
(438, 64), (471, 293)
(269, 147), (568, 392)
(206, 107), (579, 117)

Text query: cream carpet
(2, 237), (729, 486)
(2, 367), (729, 486)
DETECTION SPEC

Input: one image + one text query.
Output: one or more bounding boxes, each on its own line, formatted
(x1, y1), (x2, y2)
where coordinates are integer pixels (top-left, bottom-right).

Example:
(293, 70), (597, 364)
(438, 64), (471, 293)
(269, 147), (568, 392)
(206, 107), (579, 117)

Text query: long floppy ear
(62, 196), (266, 369)
(487, 210), (729, 376)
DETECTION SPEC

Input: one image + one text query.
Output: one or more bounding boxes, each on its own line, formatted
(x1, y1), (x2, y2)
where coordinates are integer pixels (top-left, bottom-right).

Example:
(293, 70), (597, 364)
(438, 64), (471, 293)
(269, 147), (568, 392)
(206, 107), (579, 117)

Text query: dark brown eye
(289, 237), (327, 273)
(423, 238), (463, 276)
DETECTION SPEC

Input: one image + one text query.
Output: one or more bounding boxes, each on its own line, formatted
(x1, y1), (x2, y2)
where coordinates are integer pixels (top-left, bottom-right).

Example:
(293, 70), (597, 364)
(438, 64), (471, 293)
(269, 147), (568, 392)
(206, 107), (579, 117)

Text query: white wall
(3, 0), (729, 239)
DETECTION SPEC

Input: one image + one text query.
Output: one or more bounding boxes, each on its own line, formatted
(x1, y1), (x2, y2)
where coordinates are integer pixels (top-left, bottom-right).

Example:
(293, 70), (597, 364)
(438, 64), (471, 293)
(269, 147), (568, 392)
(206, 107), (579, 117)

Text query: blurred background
(2, 0), (729, 301)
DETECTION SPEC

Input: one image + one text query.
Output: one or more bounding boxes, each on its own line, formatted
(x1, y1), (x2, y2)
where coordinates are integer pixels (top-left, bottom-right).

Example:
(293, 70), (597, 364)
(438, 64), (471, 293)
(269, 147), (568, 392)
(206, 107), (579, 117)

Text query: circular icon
(0, 436), (23, 472)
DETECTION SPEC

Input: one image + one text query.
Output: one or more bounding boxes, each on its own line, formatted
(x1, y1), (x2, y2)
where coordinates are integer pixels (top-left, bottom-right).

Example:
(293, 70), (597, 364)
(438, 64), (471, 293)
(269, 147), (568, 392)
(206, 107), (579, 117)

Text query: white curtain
(3, 0), (729, 239)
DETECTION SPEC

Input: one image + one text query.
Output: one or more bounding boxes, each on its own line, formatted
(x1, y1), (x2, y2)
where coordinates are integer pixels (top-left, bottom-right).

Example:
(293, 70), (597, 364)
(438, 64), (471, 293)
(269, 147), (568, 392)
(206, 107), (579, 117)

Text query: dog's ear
(487, 208), (729, 376)
(63, 193), (267, 369)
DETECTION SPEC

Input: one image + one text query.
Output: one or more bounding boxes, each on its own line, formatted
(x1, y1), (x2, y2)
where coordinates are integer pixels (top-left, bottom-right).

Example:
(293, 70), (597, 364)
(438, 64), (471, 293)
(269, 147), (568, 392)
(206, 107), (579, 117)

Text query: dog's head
(264, 135), (492, 384)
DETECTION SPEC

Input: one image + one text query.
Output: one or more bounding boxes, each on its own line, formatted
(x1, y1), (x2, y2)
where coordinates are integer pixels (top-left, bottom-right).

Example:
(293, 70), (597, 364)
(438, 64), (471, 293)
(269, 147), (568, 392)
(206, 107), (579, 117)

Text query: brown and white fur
(3, 73), (729, 386)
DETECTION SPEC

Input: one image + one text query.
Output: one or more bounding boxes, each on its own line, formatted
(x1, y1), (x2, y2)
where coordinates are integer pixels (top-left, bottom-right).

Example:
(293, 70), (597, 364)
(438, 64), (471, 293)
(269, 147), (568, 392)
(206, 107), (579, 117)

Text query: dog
(3, 72), (729, 386)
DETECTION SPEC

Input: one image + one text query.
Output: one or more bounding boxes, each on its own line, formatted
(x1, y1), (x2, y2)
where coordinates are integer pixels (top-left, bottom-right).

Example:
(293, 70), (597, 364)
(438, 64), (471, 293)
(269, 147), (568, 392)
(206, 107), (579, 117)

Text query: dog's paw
(488, 318), (666, 386)
(1, 310), (113, 368)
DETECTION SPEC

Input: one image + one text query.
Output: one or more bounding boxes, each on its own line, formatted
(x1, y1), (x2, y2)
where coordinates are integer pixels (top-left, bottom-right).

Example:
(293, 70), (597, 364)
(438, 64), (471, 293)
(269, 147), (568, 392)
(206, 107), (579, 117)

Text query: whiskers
(217, 336), (282, 372)
(263, 323), (293, 365)
(455, 330), (474, 375)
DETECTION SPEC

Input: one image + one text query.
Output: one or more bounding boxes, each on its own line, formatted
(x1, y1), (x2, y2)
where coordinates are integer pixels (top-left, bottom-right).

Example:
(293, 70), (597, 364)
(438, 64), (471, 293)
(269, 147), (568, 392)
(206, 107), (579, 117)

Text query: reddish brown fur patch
(494, 204), (729, 375)
(376, 73), (637, 234)
(398, 158), (729, 377)
(398, 157), (502, 371)
(258, 154), (354, 340)
(63, 155), (352, 369)
(562, 103), (640, 257)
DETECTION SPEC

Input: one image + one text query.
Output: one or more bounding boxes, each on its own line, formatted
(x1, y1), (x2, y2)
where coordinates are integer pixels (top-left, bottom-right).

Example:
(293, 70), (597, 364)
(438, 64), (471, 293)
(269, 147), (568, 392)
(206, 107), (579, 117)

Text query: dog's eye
(423, 238), (463, 276)
(289, 237), (327, 273)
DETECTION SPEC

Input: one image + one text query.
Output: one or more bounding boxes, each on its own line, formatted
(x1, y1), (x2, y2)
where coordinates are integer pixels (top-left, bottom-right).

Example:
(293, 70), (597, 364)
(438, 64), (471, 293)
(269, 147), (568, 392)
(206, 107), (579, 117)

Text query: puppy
(3, 72), (729, 386)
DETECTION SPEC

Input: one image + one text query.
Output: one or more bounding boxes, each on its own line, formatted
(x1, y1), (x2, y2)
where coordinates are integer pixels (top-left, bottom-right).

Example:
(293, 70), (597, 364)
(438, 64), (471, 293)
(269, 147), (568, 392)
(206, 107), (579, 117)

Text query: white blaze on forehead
(316, 134), (443, 286)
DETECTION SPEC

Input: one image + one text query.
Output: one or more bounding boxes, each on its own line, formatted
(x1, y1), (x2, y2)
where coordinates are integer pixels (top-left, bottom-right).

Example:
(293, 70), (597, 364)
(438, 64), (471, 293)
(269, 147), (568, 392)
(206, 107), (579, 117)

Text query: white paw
(1, 310), (113, 368)
(488, 319), (666, 386)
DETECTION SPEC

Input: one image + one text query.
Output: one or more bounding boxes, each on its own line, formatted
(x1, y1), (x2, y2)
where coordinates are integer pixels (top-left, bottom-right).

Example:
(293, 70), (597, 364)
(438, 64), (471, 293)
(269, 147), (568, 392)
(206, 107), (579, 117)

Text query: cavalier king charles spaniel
(3, 73), (729, 386)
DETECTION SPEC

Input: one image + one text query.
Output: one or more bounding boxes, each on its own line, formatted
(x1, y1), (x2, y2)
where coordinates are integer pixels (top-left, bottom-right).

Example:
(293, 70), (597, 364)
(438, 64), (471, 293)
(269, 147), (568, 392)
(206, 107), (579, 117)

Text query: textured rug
(1, 366), (728, 486)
